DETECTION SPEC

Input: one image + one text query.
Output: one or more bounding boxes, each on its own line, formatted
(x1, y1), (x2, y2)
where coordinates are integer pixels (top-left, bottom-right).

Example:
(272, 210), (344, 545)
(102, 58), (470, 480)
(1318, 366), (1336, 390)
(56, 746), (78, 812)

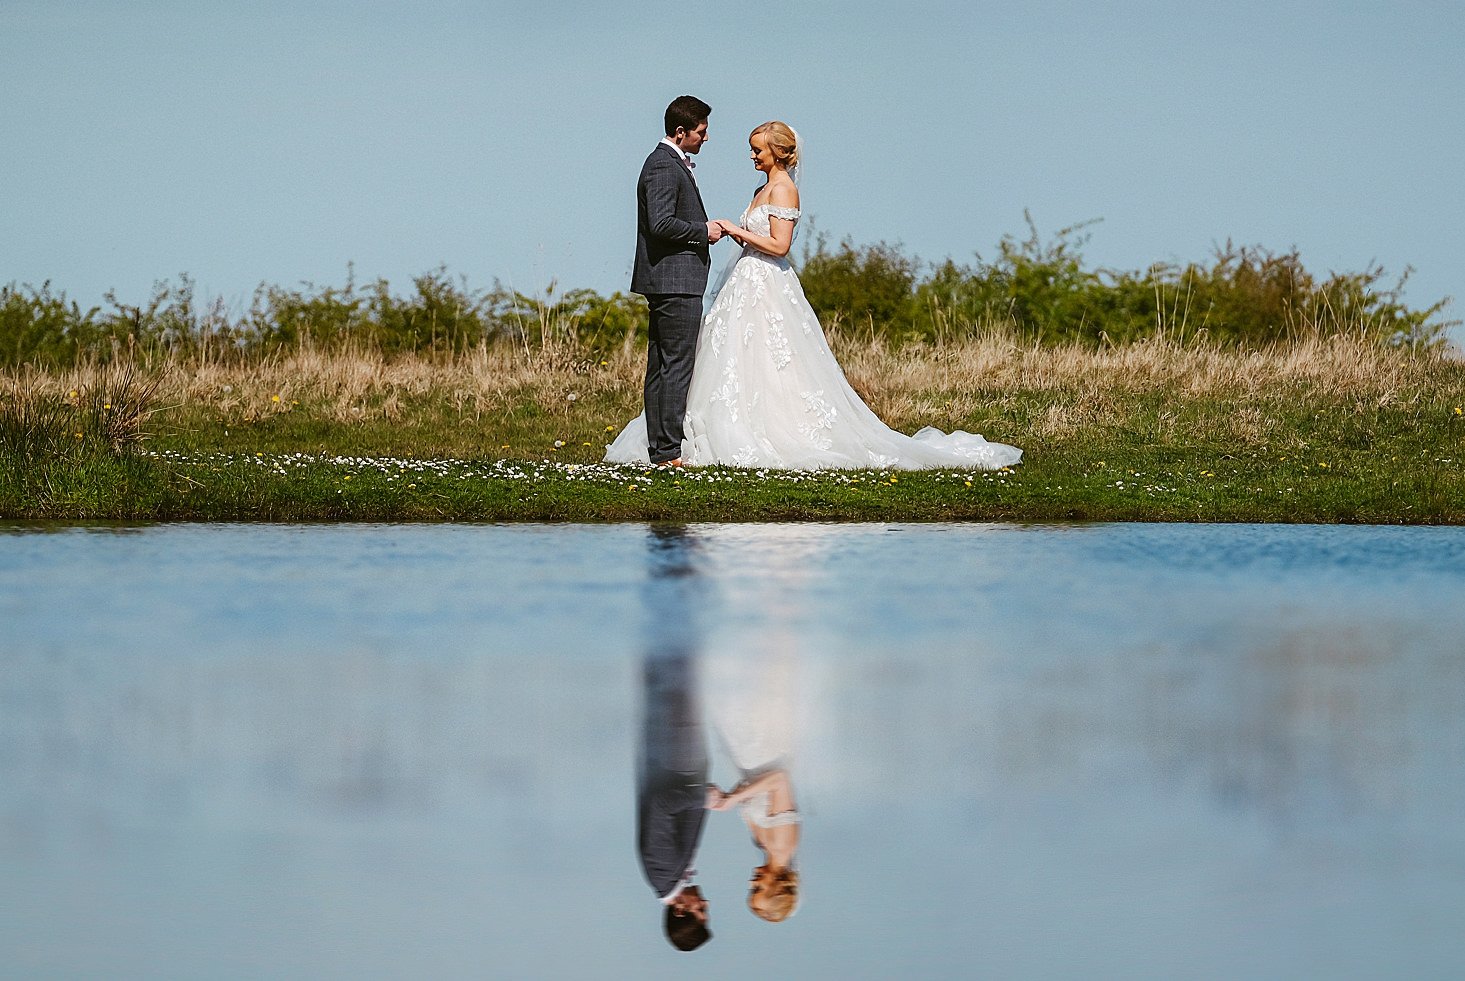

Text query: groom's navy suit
(632, 142), (711, 464)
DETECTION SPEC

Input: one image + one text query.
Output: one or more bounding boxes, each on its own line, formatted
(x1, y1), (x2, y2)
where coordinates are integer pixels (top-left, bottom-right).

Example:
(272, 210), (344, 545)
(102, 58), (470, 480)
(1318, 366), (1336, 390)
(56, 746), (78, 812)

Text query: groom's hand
(706, 221), (724, 244)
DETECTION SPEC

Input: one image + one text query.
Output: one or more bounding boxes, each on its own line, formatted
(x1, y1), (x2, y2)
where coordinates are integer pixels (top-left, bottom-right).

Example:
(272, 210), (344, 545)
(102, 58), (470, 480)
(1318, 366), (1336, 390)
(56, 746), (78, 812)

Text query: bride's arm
(720, 769), (789, 806)
(721, 184), (800, 257)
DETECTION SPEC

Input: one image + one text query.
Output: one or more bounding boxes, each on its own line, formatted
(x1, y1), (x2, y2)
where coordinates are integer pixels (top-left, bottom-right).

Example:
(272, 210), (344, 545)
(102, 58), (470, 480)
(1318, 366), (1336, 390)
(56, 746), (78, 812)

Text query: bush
(0, 282), (108, 367)
(2, 220), (1453, 368)
(797, 230), (919, 333)
(489, 282), (648, 352)
(798, 212), (1456, 348)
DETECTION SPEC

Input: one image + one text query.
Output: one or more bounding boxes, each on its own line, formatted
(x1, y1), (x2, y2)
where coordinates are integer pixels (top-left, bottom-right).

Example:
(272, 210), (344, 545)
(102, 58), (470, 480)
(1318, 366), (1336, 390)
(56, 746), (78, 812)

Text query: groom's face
(671, 886), (709, 924)
(673, 120), (708, 155)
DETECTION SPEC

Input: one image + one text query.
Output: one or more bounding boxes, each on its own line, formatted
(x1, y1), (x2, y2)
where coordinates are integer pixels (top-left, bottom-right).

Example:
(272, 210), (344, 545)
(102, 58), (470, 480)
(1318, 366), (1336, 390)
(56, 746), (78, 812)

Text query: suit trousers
(644, 293), (702, 464)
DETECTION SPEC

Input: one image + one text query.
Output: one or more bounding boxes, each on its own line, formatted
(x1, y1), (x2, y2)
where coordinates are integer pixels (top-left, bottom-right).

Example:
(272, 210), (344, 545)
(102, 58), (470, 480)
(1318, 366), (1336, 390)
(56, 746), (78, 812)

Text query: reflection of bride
(705, 647), (801, 922)
(607, 120), (1022, 471)
(710, 768), (800, 922)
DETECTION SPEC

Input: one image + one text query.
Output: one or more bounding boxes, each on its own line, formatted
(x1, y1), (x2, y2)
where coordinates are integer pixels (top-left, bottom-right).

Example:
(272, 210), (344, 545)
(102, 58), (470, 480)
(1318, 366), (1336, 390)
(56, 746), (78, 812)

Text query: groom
(637, 526), (713, 951)
(638, 647), (713, 951)
(631, 95), (725, 466)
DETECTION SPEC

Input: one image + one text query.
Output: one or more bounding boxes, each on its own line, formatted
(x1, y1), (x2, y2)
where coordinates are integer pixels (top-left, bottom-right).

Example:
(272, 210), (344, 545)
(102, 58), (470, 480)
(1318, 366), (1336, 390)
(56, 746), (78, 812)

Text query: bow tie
(682, 157), (695, 170)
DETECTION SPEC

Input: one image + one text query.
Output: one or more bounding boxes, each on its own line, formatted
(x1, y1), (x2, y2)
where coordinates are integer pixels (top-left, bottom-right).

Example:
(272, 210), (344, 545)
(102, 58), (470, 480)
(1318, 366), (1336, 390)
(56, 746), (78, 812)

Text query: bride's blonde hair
(749, 866), (800, 923)
(751, 121), (799, 170)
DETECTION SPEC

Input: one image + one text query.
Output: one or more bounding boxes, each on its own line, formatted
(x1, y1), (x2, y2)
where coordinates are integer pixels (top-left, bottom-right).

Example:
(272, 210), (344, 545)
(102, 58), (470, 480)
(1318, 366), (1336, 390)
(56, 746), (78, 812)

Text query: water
(2, 522), (1462, 979)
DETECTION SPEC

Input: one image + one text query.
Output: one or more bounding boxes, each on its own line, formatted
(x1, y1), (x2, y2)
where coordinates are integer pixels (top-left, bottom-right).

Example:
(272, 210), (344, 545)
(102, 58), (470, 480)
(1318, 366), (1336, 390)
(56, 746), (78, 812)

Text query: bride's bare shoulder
(768, 180), (800, 209)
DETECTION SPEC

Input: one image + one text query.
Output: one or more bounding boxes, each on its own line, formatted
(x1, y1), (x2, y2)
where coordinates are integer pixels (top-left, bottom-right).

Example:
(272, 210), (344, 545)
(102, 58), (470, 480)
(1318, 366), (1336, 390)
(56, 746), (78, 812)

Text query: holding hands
(706, 219), (745, 245)
(706, 770), (787, 812)
(715, 219), (745, 243)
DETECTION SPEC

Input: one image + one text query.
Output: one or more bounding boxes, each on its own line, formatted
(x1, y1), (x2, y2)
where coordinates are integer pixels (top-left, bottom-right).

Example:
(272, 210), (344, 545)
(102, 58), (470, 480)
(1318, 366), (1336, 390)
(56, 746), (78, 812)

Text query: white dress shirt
(660, 869), (695, 905)
(659, 137), (696, 182)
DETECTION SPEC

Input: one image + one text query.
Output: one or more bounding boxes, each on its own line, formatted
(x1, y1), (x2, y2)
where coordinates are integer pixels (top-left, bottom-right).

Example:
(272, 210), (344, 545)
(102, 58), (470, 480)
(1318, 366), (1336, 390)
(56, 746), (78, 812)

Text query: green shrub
(798, 212), (1456, 348)
(488, 283), (647, 352)
(2, 219), (1453, 368)
(0, 282), (110, 367)
(797, 230), (919, 333)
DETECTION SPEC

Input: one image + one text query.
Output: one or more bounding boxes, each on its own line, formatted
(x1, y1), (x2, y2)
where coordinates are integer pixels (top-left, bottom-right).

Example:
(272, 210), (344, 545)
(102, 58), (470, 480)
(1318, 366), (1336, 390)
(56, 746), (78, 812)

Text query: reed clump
(1, 362), (161, 515)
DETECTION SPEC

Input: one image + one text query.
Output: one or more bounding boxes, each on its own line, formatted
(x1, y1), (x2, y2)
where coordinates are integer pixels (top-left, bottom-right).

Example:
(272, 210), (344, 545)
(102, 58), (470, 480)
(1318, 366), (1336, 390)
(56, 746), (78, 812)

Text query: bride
(606, 121), (1022, 471)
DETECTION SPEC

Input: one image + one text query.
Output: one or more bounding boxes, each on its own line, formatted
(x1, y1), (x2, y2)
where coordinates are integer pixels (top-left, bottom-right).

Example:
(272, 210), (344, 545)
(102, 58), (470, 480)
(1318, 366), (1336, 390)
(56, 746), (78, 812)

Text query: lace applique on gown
(606, 203), (1022, 470)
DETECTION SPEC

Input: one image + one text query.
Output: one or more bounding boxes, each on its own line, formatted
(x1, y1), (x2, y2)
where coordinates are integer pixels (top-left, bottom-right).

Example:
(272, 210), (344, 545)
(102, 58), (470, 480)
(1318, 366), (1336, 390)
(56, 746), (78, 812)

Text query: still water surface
(2, 522), (1463, 978)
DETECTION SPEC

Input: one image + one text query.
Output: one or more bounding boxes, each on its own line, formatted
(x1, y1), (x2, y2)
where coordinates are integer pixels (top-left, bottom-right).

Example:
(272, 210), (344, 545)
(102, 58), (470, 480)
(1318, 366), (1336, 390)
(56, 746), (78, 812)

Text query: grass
(3, 330), (1463, 523)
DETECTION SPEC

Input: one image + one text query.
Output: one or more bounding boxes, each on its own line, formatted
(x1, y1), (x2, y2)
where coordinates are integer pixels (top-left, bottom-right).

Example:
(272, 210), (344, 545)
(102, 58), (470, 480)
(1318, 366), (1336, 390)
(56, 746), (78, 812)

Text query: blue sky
(4, 0), (1461, 338)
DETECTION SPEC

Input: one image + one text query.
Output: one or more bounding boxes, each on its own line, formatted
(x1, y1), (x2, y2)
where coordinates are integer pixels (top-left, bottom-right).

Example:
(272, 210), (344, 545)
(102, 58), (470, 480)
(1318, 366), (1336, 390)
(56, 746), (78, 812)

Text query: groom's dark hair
(664, 96), (711, 136)
(664, 906), (711, 952)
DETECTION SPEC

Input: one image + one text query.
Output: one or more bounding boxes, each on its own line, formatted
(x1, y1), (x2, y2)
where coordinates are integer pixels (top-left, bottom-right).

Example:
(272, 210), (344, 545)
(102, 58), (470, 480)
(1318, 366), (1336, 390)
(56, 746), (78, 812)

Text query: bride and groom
(606, 95), (1022, 471)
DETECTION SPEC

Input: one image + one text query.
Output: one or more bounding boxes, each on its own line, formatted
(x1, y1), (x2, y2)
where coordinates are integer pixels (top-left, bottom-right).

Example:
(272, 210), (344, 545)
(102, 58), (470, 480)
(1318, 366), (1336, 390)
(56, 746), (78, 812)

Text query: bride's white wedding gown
(605, 203), (1022, 470)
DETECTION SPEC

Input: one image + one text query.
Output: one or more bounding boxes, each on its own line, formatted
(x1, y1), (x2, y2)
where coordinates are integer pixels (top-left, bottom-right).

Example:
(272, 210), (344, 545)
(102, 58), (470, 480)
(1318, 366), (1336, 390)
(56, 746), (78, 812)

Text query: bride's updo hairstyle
(751, 121), (799, 170)
(749, 866), (800, 923)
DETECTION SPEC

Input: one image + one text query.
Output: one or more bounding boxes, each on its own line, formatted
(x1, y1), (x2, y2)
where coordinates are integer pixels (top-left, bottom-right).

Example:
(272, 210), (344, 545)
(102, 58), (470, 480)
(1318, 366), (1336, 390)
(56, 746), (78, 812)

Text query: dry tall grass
(832, 330), (1455, 442)
(3, 330), (1459, 448)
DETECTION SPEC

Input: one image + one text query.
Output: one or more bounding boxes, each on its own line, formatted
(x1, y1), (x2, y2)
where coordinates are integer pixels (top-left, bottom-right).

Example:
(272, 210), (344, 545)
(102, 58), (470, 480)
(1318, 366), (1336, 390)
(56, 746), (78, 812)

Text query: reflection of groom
(631, 95), (725, 467)
(636, 525), (712, 951)
(637, 649), (712, 951)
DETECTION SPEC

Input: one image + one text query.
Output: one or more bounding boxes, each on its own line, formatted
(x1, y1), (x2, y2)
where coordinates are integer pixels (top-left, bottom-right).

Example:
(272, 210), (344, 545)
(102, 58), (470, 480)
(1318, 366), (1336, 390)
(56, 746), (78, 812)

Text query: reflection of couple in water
(637, 651), (801, 951)
(636, 526), (801, 952)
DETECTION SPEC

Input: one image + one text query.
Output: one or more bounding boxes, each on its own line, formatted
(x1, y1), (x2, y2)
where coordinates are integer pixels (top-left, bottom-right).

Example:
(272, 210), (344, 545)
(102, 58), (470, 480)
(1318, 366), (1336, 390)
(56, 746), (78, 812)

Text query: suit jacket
(636, 649), (709, 899)
(631, 142), (711, 297)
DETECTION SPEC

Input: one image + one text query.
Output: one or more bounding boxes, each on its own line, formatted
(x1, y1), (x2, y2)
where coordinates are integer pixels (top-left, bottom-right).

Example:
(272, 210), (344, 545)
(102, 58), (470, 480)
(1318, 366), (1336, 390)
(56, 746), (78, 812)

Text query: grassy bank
(4, 331), (1463, 523)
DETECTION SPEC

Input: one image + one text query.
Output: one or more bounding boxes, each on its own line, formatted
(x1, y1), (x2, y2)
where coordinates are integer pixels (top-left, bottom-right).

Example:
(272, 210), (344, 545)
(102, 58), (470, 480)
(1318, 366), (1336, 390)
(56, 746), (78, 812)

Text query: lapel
(658, 142), (706, 215)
